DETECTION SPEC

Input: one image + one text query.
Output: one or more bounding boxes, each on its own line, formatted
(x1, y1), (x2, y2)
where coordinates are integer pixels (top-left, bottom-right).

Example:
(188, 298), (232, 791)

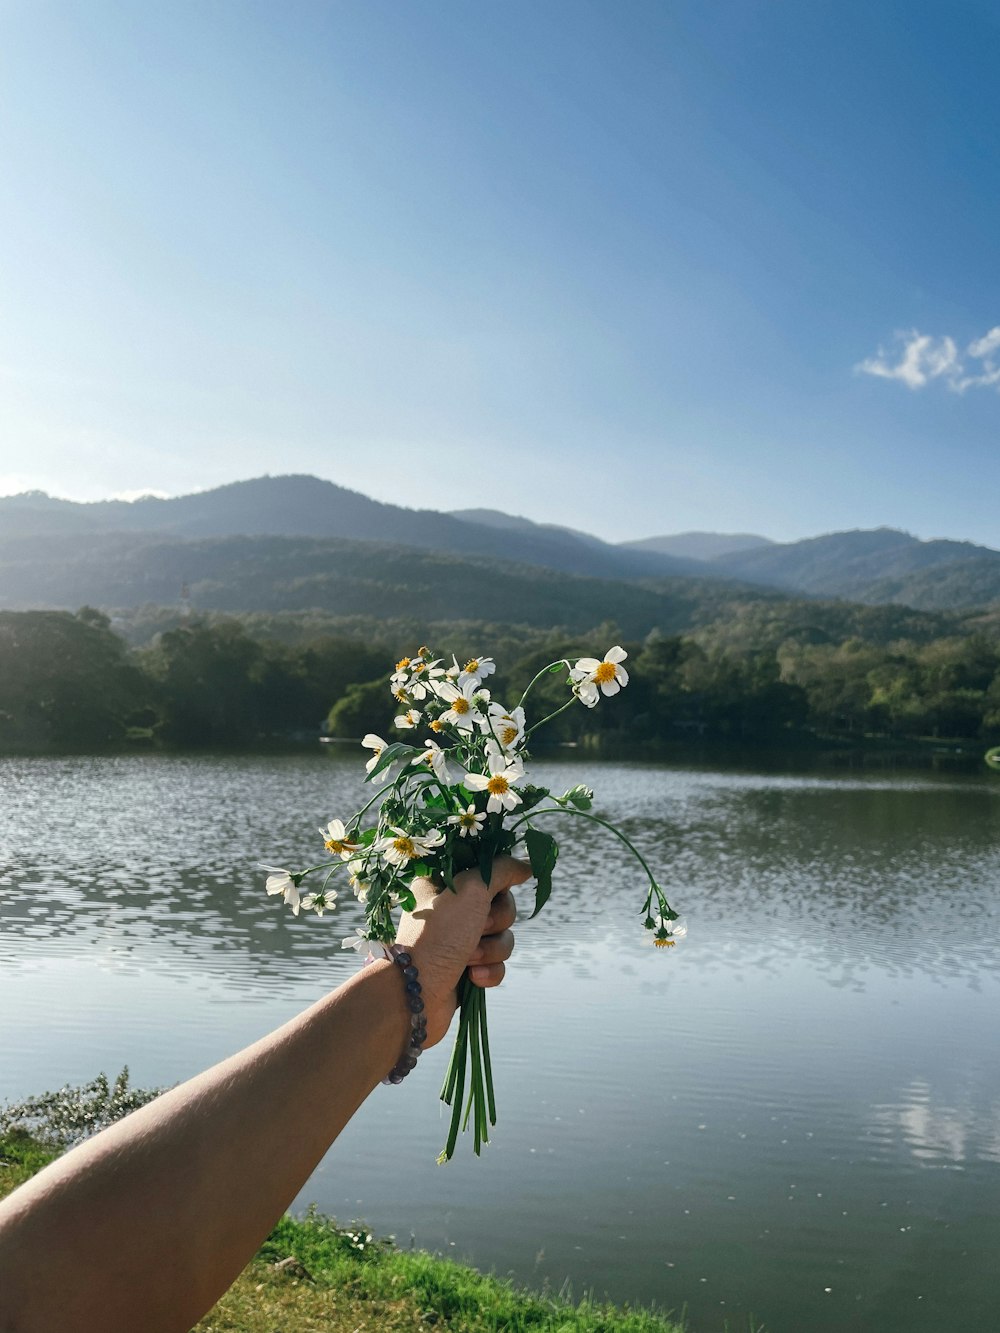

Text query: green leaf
(477, 842), (495, 889)
(560, 783), (594, 811)
(517, 784), (550, 813)
(365, 742), (421, 782)
(524, 827), (558, 919)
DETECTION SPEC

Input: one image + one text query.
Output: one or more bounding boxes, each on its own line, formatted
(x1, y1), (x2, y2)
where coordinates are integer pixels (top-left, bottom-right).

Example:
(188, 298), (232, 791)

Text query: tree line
(2, 608), (1000, 752)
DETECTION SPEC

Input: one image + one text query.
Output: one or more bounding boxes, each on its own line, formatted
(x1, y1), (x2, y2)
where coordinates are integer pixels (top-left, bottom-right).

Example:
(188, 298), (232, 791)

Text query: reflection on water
(1, 753), (999, 1333)
(872, 1077), (1000, 1168)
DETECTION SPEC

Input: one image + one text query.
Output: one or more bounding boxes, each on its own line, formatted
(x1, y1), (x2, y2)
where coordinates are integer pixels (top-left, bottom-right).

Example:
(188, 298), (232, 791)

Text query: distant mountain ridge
(0, 475), (709, 585)
(623, 531), (774, 561)
(708, 527), (1000, 609)
(3, 475), (1000, 613)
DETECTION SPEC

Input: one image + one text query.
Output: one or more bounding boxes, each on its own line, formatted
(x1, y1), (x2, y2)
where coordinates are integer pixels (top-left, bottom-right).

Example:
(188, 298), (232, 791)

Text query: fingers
(484, 888), (517, 936)
(454, 855), (531, 897)
(469, 961), (506, 988)
(491, 855), (532, 891)
(468, 924), (514, 989)
(469, 926), (514, 968)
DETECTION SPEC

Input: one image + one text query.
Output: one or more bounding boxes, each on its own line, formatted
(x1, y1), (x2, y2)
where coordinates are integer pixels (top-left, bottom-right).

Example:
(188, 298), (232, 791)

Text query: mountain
(0, 475), (712, 584)
(449, 508), (607, 547)
(622, 531), (774, 561)
(709, 527), (1000, 608)
(5, 476), (1000, 615)
(0, 530), (777, 636)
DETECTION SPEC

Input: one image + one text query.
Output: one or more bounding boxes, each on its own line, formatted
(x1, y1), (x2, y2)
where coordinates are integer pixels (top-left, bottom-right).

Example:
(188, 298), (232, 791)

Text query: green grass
(1, 1130), (700, 1333)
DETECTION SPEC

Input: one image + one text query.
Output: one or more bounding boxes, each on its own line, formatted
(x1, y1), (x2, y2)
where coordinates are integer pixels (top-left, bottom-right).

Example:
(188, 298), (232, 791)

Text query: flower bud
(561, 784), (595, 810)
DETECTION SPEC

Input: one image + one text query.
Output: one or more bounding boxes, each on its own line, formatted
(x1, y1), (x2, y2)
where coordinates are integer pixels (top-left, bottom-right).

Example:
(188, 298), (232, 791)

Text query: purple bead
(402, 1054), (418, 1071)
(408, 997), (425, 1013)
(405, 979), (422, 996)
(394, 951), (412, 967)
(406, 1044), (422, 1060)
(388, 1070), (404, 1084)
(410, 1013), (424, 1029)
(402, 965), (418, 981)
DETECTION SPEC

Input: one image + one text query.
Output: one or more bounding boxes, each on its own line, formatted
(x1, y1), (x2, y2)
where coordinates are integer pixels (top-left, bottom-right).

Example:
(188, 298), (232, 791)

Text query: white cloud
(968, 325), (1000, 359)
(857, 325), (1000, 393)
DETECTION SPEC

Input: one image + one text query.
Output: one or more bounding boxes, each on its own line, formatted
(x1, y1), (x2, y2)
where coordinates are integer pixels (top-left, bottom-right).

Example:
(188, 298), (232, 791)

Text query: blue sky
(1, 0), (999, 544)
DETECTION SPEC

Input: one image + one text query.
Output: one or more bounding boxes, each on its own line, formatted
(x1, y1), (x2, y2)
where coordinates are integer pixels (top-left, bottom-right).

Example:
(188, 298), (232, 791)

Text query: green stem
(525, 695), (577, 738)
(463, 989), (483, 1149)
(510, 805), (671, 908)
(438, 986), (471, 1163)
(479, 989), (496, 1126)
(402, 773), (463, 811)
(516, 660), (570, 710)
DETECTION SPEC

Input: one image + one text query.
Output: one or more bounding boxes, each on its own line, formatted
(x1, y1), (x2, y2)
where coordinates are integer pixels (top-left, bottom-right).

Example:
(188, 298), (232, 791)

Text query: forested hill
(0, 530), (766, 636)
(0, 475), (708, 584)
(6, 476), (1000, 612)
(707, 528), (1000, 609)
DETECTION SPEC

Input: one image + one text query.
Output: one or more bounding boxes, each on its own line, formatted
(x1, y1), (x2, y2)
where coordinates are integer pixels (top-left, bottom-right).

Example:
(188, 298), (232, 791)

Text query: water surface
(1, 753), (998, 1332)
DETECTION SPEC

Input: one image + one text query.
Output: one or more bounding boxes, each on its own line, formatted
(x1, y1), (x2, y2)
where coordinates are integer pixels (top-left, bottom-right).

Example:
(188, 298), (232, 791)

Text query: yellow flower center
(487, 775), (510, 795)
(654, 937), (676, 948)
(396, 657), (411, 672)
(392, 836), (416, 859)
(459, 812), (479, 829)
(325, 838), (349, 855)
(452, 697), (470, 715)
(417, 645), (430, 658)
(464, 658), (479, 672)
(413, 662), (426, 674)
(594, 661), (617, 684)
(394, 688), (409, 703)
(500, 725), (518, 746)
(429, 719), (444, 732)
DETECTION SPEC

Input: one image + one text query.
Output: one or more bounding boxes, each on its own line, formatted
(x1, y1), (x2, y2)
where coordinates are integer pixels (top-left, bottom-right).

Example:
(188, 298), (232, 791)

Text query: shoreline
(0, 1130), (692, 1333)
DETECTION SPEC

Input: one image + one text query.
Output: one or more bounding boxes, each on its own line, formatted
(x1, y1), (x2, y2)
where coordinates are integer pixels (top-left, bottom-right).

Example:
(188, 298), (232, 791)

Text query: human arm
(0, 858), (527, 1333)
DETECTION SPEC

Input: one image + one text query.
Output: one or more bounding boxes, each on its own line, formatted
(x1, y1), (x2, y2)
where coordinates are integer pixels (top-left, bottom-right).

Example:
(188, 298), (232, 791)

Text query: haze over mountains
(2, 474), (1000, 620)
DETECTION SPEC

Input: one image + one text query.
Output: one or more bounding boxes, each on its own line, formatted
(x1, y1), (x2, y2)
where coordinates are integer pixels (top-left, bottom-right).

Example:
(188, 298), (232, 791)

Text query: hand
(394, 856), (529, 1047)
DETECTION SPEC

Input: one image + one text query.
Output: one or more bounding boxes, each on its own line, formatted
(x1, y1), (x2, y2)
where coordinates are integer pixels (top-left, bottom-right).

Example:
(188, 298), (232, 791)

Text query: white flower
(435, 678), (484, 732)
(374, 825), (446, 868)
(261, 864), (301, 916)
(447, 803), (487, 838)
(421, 739), (455, 783)
(394, 708), (422, 730)
(362, 733), (389, 774)
(346, 858), (371, 899)
(570, 646), (629, 706)
(653, 917), (688, 948)
(464, 743), (526, 814)
(341, 927), (391, 960)
(301, 889), (336, 916)
(482, 702), (526, 752)
(318, 818), (361, 859)
(458, 655), (496, 687)
(406, 657), (446, 700)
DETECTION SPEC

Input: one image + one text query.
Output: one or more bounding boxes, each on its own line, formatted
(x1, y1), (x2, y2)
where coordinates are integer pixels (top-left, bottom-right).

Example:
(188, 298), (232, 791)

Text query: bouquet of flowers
(261, 644), (684, 1161)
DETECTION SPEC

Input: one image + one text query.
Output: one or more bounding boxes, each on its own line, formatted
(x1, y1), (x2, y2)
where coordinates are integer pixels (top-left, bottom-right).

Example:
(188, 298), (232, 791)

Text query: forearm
(0, 960), (409, 1333)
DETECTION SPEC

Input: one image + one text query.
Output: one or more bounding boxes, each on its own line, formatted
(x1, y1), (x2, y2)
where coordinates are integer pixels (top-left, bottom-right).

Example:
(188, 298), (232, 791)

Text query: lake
(1, 751), (999, 1333)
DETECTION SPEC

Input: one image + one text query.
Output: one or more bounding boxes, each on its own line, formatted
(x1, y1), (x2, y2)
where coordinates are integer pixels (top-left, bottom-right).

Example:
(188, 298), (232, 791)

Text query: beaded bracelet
(382, 943), (428, 1085)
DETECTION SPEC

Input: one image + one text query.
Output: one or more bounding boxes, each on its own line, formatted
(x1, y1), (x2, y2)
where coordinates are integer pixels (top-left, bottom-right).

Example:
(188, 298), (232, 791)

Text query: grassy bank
(0, 1129), (692, 1333)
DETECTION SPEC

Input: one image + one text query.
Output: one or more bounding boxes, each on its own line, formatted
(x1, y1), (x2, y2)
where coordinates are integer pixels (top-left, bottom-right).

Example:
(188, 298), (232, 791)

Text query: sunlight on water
(1, 752), (999, 1333)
